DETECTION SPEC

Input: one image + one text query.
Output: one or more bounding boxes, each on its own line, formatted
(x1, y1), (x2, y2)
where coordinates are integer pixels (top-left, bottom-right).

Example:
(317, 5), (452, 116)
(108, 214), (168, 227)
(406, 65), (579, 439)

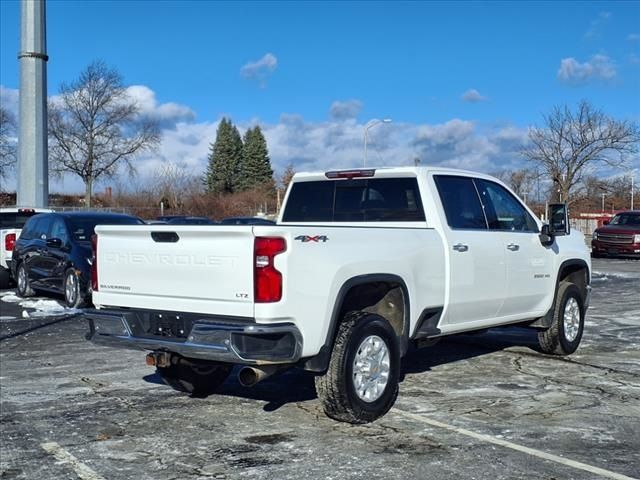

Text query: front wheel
(315, 312), (401, 424)
(157, 356), (232, 397)
(16, 263), (35, 297)
(64, 269), (87, 308)
(538, 281), (585, 355)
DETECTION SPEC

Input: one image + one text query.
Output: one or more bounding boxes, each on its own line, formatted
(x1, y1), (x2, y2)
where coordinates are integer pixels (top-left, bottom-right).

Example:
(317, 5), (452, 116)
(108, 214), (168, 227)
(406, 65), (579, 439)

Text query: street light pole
(363, 118), (392, 167)
(601, 193), (605, 212)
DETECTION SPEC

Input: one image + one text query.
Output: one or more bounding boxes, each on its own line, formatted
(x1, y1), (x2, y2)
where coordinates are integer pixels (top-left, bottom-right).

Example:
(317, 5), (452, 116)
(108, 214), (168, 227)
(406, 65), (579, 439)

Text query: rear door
(95, 225), (256, 317)
(433, 175), (507, 326)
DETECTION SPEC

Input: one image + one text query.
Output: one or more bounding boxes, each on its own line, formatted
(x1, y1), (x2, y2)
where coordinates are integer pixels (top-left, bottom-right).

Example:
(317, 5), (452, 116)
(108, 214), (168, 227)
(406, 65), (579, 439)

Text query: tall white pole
(17, 0), (48, 207)
(601, 193), (605, 212)
(632, 174), (635, 210)
(363, 118), (391, 167)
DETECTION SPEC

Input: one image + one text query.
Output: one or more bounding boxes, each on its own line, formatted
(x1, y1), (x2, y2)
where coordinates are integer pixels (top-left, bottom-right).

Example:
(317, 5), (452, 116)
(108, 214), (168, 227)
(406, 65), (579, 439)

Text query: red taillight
(254, 237), (286, 303)
(5, 233), (16, 252)
(91, 234), (98, 292)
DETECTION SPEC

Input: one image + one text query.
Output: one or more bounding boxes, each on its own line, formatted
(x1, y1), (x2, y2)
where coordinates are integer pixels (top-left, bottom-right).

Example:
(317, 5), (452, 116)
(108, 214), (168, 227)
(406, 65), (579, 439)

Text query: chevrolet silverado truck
(591, 210), (640, 257)
(84, 167), (591, 424)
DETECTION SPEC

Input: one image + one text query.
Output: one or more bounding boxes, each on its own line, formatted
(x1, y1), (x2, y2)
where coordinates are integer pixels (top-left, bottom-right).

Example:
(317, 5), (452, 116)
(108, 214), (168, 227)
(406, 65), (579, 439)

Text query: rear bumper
(84, 309), (303, 365)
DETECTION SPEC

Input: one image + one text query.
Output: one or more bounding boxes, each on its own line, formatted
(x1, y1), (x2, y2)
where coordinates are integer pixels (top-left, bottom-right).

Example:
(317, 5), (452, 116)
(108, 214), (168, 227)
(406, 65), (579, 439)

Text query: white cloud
(0, 86), (19, 117)
(126, 85), (195, 128)
(557, 55), (616, 85)
(0, 83), (532, 194)
(329, 99), (363, 120)
(240, 53), (278, 86)
(461, 89), (488, 103)
(584, 11), (611, 39)
(628, 33), (640, 42)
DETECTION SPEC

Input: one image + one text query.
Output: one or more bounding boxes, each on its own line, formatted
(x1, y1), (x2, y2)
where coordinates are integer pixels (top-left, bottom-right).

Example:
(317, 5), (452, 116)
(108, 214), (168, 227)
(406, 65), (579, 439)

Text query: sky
(1, 0), (639, 194)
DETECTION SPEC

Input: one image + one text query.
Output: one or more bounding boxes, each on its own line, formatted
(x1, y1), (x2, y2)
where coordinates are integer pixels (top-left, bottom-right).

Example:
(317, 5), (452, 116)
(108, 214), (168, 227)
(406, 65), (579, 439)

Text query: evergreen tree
(240, 126), (274, 190)
(205, 118), (243, 193)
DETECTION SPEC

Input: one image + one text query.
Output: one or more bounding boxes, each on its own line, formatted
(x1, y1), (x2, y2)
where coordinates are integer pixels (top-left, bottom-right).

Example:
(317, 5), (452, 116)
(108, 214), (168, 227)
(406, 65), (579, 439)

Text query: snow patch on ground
(17, 299), (79, 318)
(0, 293), (22, 303)
(592, 270), (640, 281)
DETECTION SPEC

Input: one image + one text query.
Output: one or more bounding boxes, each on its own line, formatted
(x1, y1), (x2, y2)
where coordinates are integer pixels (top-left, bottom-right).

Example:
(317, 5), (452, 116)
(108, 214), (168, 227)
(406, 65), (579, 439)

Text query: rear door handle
(452, 243), (469, 252)
(507, 243), (520, 251)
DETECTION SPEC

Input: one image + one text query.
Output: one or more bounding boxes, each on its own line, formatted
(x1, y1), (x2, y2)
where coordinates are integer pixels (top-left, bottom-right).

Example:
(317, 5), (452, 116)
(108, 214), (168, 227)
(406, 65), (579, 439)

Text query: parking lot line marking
(40, 442), (106, 480)
(393, 409), (637, 480)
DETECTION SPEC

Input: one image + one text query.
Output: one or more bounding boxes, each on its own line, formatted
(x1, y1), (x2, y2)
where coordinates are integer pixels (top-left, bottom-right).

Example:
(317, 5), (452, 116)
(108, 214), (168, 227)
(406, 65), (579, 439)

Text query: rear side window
(434, 176), (487, 230)
(282, 178), (425, 222)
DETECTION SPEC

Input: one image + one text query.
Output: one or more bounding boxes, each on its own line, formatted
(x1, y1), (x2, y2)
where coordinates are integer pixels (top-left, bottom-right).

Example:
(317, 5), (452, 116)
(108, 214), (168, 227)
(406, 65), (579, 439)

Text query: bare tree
(0, 106), (17, 180)
(48, 61), (160, 207)
(523, 101), (639, 203)
(493, 168), (540, 202)
(152, 161), (197, 211)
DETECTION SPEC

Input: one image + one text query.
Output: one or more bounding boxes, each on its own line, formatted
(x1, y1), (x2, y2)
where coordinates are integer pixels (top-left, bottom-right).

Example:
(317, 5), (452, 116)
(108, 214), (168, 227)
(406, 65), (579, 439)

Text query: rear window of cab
(282, 178), (425, 222)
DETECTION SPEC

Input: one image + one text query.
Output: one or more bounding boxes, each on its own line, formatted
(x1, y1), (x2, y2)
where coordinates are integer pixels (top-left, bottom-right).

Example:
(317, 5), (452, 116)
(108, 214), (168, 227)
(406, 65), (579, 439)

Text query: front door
(475, 179), (554, 316)
(432, 175), (507, 326)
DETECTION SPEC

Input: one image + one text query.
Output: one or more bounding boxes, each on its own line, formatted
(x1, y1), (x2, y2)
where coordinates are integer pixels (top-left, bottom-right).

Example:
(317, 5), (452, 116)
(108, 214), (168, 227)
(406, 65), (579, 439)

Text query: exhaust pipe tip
(237, 365), (289, 388)
(238, 367), (261, 388)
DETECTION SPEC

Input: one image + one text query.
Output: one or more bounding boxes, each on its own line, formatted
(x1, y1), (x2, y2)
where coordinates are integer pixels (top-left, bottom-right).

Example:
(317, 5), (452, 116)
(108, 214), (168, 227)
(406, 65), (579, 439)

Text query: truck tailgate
(94, 225), (255, 317)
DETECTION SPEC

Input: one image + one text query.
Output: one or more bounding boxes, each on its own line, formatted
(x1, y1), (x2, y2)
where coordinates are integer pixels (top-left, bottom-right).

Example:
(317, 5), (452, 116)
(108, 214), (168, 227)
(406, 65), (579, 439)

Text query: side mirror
(539, 224), (554, 247)
(46, 237), (63, 248)
(548, 203), (570, 236)
(603, 220), (610, 225)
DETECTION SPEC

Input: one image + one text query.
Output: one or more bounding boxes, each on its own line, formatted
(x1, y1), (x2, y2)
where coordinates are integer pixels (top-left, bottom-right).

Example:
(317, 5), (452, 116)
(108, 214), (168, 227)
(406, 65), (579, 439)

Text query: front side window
(433, 175), (487, 230)
(282, 178), (425, 222)
(476, 180), (538, 233)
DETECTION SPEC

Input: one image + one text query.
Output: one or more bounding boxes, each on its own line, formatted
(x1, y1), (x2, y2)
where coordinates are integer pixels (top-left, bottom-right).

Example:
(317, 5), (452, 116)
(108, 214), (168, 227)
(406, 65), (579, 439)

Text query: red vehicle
(591, 210), (640, 257)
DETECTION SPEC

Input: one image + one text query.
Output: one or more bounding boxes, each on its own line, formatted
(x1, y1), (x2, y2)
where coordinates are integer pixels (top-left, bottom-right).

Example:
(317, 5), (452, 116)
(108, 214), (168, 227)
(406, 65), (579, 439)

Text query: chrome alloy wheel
(563, 297), (581, 342)
(65, 272), (78, 306)
(17, 266), (27, 293)
(352, 335), (390, 403)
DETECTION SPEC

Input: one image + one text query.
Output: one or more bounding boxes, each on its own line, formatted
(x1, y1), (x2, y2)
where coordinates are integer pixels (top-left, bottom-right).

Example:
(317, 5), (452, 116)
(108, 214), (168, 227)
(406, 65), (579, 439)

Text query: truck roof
(292, 165), (499, 182)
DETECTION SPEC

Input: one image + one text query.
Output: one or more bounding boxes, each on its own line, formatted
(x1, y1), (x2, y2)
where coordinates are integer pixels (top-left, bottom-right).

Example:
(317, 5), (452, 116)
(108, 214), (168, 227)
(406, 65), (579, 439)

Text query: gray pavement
(1, 258), (639, 480)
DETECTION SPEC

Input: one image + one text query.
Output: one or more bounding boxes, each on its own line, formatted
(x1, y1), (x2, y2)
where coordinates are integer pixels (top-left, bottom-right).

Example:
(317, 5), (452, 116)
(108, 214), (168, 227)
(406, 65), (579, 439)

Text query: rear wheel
(16, 263), (34, 297)
(315, 312), (400, 424)
(538, 281), (585, 355)
(157, 356), (232, 397)
(64, 269), (86, 308)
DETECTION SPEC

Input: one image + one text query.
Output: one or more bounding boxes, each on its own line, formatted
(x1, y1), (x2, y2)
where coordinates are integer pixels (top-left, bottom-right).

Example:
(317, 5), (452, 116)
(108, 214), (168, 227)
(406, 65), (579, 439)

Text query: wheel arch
(529, 259), (590, 329)
(301, 273), (410, 372)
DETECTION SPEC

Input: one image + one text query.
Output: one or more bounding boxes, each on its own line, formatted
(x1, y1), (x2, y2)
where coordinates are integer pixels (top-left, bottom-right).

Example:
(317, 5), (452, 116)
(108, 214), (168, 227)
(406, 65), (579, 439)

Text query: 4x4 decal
(294, 235), (329, 243)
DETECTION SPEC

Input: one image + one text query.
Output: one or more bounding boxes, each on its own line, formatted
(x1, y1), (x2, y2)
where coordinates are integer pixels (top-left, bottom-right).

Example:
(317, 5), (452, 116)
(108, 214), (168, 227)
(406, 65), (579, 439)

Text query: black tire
(157, 356), (232, 397)
(64, 269), (87, 308)
(0, 267), (13, 289)
(315, 312), (401, 424)
(15, 262), (35, 297)
(538, 282), (585, 355)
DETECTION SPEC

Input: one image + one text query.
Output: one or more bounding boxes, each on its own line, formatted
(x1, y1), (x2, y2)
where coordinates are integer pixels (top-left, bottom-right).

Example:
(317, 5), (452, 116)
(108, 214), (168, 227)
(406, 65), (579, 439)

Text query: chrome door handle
(507, 243), (520, 251)
(452, 243), (469, 252)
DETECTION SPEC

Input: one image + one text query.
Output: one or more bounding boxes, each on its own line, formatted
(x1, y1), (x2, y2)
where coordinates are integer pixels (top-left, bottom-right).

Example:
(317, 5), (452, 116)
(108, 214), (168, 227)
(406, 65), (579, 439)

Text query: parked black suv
(11, 212), (143, 307)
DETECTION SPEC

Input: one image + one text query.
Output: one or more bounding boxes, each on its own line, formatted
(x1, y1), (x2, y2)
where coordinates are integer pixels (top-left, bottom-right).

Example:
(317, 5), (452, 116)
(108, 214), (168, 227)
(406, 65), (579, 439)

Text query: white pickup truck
(85, 167), (591, 423)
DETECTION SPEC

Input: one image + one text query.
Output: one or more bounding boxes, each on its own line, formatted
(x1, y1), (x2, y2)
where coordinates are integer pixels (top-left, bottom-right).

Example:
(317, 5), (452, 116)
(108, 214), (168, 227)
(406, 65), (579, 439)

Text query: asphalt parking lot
(1, 258), (639, 480)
